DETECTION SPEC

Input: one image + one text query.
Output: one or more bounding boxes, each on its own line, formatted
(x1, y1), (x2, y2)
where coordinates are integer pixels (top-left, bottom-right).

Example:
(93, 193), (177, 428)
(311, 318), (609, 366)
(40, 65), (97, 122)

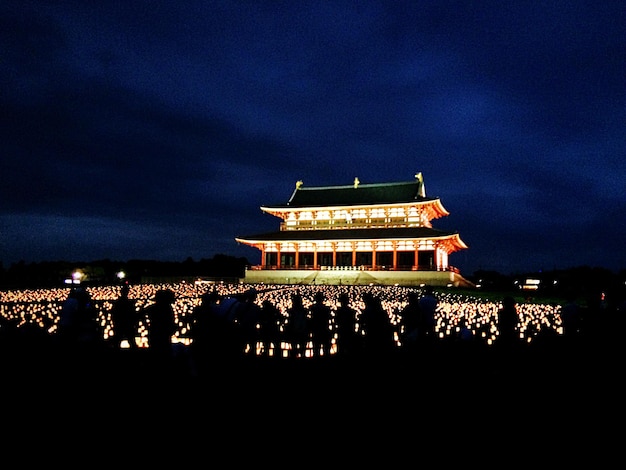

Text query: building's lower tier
(242, 267), (475, 288)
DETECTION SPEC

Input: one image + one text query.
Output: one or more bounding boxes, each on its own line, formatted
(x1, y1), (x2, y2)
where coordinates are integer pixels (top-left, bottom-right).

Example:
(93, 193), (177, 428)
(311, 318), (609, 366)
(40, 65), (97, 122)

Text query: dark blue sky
(1, 1), (624, 276)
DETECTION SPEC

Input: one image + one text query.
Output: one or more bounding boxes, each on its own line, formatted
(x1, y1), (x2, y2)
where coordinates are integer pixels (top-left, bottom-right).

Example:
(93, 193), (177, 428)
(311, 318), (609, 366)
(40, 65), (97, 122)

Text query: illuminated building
(236, 173), (473, 287)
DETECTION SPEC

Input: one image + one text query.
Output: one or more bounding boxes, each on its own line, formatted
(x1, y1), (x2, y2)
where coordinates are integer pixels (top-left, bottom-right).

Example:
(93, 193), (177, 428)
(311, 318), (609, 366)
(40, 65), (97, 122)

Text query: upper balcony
(279, 218), (429, 231)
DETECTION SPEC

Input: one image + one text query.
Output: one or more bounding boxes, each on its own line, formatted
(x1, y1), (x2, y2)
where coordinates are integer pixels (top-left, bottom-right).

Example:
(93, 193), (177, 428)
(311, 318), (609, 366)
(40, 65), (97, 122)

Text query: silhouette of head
(502, 296), (516, 309)
(155, 289), (175, 304)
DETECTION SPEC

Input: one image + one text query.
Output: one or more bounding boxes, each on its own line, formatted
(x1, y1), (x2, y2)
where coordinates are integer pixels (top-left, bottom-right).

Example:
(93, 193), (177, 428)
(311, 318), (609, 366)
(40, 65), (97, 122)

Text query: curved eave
(235, 237), (262, 246)
(261, 198), (449, 219)
(236, 229), (468, 254)
(426, 199), (449, 219)
(437, 233), (468, 253)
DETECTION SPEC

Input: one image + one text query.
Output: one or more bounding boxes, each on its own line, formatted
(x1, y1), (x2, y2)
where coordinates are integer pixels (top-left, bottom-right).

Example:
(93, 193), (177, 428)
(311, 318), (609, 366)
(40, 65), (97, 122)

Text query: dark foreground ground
(1, 332), (623, 464)
(3, 330), (623, 407)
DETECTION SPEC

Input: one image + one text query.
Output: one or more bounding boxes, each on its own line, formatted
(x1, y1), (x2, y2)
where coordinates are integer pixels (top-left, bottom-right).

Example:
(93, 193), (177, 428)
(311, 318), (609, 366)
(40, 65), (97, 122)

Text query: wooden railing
(249, 265), (460, 273)
(279, 219), (422, 231)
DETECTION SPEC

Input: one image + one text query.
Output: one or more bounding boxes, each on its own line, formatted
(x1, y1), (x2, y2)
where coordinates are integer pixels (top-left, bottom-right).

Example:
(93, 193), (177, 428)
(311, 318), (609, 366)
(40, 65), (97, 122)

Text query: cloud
(1, 1), (624, 275)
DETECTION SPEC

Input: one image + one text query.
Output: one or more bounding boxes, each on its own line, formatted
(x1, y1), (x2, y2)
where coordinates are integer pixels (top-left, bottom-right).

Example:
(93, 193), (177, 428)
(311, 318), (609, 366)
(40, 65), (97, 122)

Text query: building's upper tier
(260, 176), (450, 229)
(289, 178), (433, 207)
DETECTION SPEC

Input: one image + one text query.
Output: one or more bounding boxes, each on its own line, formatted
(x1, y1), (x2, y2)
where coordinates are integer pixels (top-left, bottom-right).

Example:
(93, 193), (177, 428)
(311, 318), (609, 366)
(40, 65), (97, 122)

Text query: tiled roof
(236, 227), (458, 242)
(267, 180), (432, 208)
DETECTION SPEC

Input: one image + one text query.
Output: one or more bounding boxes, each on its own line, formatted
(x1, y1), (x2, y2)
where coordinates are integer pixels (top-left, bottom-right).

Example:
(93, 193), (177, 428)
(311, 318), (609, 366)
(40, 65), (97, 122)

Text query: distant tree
(0, 254), (246, 288)
(471, 269), (513, 291)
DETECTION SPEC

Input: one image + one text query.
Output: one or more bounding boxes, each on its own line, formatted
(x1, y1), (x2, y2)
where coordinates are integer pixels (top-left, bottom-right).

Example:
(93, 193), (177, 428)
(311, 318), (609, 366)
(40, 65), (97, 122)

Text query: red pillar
(372, 241), (377, 269)
(295, 244), (300, 269)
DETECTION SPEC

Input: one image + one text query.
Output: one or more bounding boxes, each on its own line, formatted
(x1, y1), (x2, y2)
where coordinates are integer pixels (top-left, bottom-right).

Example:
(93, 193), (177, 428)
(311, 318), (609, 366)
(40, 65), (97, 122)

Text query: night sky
(1, 1), (624, 276)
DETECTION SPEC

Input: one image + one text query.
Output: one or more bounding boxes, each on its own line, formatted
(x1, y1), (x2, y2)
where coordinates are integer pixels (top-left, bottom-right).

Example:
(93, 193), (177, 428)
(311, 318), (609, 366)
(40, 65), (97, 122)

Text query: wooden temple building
(235, 174), (474, 287)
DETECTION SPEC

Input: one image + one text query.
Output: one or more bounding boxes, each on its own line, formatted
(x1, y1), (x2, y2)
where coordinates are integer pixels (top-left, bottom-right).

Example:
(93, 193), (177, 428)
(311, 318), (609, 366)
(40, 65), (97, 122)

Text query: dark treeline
(0, 254), (250, 289)
(1, 256), (625, 306)
(469, 265), (626, 305)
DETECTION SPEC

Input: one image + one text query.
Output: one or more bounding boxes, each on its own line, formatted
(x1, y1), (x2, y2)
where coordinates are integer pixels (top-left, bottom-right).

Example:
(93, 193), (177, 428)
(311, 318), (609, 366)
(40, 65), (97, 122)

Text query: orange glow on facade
(236, 175), (470, 285)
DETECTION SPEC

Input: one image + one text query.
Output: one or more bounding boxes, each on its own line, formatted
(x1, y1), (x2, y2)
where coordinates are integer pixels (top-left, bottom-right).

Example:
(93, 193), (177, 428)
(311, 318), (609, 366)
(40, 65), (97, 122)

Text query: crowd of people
(1, 280), (623, 386)
(3, 281), (623, 455)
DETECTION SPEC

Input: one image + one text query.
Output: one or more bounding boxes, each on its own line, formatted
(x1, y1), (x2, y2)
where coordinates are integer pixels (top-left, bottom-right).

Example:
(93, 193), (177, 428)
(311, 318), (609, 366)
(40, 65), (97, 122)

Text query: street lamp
(72, 270), (83, 284)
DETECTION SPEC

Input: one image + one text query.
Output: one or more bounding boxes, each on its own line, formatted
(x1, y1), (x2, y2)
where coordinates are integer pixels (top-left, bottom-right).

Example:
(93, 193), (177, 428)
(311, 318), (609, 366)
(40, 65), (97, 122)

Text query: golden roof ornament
(415, 172), (426, 197)
(353, 177), (360, 188)
(295, 180), (303, 189)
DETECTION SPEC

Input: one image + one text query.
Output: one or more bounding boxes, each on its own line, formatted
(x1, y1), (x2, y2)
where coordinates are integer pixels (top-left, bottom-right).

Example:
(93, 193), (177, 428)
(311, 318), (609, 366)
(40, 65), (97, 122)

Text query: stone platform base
(241, 269), (475, 288)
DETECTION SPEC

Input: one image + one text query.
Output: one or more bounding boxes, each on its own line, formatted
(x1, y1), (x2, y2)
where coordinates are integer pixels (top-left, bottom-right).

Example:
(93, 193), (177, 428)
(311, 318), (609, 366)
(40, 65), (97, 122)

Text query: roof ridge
(297, 180), (417, 190)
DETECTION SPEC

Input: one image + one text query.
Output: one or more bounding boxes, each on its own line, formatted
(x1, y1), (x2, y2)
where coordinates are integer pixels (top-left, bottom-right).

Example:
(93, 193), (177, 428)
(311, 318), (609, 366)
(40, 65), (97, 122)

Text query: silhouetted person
(191, 290), (239, 374)
(333, 292), (359, 357)
(57, 287), (101, 348)
(309, 291), (334, 358)
(492, 295), (523, 375)
(233, 288), (262, 357)
(457, 317), (475, 343)
(286, 292), (309, 359)
(452, 316), (479, 357)
(259, 299), (284, 358)
(56, 286), (103, 377)
(497, 296), (519, 349)
(143, 289), (177, 372)
(191, 290), (218, 371)
(417, 286), (438, 344)
(359, 293), (396, 358)
(560, 293), (582, 341)
(110, 284), (138, 349)
(399, 291), (421, 353)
